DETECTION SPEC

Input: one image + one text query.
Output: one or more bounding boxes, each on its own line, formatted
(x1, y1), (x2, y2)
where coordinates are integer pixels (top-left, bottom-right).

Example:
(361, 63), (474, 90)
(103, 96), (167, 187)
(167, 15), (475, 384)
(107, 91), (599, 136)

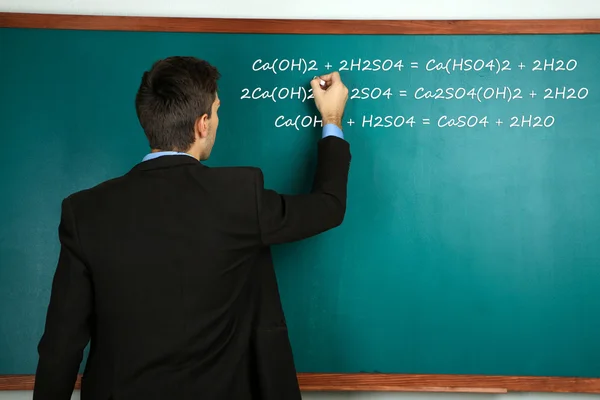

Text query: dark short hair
(135, 56), (220, 151)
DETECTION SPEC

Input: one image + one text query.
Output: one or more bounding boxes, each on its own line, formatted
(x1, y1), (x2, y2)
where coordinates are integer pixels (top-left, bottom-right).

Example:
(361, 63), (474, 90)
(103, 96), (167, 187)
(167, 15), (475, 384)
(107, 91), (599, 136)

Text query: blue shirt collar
(142, 151), (197, 162)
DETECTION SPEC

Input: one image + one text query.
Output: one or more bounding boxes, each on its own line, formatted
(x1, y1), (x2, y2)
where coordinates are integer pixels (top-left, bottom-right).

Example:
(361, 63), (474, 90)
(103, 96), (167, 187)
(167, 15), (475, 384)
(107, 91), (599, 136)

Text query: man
(33, 56), (350, 400)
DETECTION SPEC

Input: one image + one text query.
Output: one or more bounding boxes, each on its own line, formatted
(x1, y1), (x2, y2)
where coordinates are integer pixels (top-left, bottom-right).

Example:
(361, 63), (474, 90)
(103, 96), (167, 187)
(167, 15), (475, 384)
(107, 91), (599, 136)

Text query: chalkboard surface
(1, 26), (600, 381)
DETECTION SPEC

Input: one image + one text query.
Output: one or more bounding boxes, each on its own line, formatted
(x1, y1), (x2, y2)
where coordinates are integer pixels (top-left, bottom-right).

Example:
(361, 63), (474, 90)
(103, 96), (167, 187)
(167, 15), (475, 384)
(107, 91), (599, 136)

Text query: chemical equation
(245, 56), (590, 130)
(251, 58), (579, 75)
(274, 115), (557, 130)
(241, 86), (589, 103)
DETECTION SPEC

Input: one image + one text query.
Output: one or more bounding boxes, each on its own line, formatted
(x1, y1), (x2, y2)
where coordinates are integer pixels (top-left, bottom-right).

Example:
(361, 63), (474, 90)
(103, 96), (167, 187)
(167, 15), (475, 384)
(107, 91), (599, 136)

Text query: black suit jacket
(33, 136), (351, 400)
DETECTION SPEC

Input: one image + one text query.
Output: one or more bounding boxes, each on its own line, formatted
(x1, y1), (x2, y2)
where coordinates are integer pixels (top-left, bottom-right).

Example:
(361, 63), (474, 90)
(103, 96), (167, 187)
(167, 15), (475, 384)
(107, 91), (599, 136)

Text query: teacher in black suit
(33, 56), (351, 400)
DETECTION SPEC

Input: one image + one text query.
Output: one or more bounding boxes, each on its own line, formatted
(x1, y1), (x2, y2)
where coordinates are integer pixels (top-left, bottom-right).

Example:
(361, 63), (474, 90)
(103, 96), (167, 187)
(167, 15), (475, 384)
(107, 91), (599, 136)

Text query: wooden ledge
(0, 13), (600, 34)
(1, 373), (599, 393)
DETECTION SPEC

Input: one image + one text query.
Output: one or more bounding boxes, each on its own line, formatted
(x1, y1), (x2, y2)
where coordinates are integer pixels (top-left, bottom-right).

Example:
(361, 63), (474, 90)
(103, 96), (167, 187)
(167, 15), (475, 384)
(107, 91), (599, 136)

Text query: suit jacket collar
(128, 154), (205, 174)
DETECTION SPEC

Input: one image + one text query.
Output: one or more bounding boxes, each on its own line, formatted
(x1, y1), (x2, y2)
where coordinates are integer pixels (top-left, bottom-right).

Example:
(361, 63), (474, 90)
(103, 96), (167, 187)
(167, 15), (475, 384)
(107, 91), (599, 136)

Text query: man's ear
(195, 114), (209, 139)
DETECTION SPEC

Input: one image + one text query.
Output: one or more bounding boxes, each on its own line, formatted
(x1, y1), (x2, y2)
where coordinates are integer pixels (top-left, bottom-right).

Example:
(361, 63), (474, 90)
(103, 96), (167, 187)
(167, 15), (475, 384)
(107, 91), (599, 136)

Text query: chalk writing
(273, 115), (557, 130)
(241, 86), (589, 103)
(245, 57), (588, 130)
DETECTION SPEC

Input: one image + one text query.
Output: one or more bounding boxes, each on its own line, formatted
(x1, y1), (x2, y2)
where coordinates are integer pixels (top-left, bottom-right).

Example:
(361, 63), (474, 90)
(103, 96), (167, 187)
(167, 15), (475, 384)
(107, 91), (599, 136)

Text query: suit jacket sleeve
(255, 136), (351, 245)
(34, 197), (93, 400)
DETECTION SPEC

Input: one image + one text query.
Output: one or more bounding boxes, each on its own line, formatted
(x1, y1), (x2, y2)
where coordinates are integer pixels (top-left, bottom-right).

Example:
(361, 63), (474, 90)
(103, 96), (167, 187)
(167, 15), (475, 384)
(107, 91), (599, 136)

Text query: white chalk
(314, 76), (327, 88)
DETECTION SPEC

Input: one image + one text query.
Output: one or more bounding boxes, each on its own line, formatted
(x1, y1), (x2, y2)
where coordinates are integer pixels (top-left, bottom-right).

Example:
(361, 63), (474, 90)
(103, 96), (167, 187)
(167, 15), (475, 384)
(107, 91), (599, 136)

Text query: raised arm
(255, 72), (352, 245)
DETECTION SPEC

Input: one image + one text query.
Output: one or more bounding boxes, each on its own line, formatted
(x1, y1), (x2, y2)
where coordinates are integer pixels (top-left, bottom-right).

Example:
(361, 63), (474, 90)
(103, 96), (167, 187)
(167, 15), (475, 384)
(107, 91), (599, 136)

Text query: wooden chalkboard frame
(1, 11), (600, 394)
(0, 13), (600, 34)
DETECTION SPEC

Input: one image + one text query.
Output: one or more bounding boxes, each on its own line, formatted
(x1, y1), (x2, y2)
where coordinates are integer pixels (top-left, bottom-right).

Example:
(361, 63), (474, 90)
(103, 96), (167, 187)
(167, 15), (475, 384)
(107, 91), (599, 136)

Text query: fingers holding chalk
(312, 71), (342, 90)
(313, 75), (328, 89)
(311, 76), (326, 92)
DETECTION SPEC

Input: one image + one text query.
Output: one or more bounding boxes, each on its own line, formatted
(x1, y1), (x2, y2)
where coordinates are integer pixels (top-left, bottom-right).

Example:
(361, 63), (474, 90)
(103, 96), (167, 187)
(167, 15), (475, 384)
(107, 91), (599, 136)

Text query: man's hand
(310, 72), (348, 130)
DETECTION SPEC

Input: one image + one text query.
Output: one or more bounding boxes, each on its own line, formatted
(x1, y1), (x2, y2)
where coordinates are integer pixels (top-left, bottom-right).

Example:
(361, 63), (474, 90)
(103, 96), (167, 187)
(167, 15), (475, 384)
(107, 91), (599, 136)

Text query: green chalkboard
(1, 26), (600, 380)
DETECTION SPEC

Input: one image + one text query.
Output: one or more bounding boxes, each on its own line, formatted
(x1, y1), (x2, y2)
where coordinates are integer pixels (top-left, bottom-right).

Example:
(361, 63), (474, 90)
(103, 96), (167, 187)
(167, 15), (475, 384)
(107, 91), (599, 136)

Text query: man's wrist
(323, 117), (342, 129)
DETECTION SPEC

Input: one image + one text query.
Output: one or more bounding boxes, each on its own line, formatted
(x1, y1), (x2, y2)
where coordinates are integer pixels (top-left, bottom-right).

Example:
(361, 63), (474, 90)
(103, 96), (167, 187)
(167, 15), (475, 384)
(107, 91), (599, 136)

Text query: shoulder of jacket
(203, 165), (263, 178)
(64, 175), (127, 206)
(204, 165), (260, 172)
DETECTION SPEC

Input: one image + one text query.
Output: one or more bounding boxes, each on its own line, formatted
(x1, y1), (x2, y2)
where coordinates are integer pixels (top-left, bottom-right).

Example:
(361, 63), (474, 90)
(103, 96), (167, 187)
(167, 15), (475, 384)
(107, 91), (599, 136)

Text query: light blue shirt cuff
(322, 123), (344, 140)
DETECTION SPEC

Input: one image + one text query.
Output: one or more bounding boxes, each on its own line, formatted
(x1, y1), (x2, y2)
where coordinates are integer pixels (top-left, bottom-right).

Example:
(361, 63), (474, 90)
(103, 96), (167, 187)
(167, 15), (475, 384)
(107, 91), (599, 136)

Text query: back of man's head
(135, 56), (220, 152)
